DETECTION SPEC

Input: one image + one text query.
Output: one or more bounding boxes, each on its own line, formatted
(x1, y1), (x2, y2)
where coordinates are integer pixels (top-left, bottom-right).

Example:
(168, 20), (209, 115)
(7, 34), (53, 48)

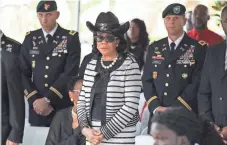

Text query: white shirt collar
(42, 23), (58, 38)
(168, 32), (185, 50)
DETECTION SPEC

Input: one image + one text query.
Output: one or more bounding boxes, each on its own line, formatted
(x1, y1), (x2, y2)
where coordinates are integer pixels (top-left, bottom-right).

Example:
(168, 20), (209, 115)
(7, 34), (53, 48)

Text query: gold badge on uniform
(182, 73), (188, 79)
(154, 51), (161, 55)
(190, 60), (195, 66)
(32, 61), (36, 68)
(153, 72), (158, 79)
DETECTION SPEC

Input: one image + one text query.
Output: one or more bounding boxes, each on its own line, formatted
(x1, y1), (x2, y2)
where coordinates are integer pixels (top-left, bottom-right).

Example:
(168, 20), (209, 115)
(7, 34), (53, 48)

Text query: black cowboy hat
(86, 11), (129, 36)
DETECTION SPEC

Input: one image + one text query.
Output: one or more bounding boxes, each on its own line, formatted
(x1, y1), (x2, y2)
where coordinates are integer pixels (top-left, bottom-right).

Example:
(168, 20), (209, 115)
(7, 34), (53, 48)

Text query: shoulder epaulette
(69, 30), (76, 35)
(26, 31), (30, 36)
(7, 37), (20, 45)
(198, 40), (207, 46)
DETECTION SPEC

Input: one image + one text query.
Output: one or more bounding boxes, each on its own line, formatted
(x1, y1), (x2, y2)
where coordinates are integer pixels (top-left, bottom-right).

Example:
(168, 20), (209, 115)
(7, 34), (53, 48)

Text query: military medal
(58, 48), (63, 53)
(64, 49), (67, 53)
(52, 52), (58, 56)
(182, 73), (188, 79)
(32, 61), (36, 68)
(53, 40), (58, 44)
(153, 72), (158, 79)
(52, 48), (58, 56)
(1, 41), (5, 45)
(52, 53), (58, 56)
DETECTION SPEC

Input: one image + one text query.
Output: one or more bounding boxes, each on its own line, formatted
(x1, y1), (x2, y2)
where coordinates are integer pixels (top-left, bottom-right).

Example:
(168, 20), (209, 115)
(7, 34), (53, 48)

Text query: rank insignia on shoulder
(69, 30), (76, 35)
(26, 31), (30, 36)
(198, 40), (207, 46)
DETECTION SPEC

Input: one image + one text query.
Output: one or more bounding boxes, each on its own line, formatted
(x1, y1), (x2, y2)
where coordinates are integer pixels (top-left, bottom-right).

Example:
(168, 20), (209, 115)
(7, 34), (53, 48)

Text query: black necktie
(46, 34), (53, 44)
(170, 42), (175, 55)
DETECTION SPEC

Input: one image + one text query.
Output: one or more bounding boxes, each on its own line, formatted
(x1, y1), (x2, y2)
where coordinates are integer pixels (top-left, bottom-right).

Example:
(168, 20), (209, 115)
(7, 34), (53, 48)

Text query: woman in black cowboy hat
(77, 12), (142, 145)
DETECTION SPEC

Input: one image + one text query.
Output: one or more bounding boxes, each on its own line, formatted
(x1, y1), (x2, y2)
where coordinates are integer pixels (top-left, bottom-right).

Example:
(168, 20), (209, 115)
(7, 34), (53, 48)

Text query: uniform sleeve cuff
(147, 96), (160, 114)
(45, 87), (63, 106)
(25, 90), (40, 105)
(173, 96), (192, 111)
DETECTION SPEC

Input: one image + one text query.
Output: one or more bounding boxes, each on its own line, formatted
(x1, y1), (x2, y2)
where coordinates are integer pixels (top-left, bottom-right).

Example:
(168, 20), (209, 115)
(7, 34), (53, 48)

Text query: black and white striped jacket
(77, 56), (142, 140)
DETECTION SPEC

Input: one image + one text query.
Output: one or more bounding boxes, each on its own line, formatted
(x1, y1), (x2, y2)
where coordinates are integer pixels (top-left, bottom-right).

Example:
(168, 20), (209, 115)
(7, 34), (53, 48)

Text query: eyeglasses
(94, 35), (118, 43)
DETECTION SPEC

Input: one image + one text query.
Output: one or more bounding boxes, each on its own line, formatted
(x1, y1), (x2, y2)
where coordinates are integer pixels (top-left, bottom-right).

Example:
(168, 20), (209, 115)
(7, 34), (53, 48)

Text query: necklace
(101, 54), (118, 69)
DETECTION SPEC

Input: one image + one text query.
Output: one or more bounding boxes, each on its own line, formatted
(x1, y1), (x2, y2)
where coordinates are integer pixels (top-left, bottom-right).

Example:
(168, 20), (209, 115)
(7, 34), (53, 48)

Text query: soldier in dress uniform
(1, 31), (25, 145)
(142, 3), (207, 115)
(20, 0), (81, 127)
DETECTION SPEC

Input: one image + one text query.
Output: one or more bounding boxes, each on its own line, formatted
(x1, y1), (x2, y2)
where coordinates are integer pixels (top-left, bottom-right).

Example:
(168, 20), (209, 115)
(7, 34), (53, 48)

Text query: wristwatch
(44, 97), (50, 103)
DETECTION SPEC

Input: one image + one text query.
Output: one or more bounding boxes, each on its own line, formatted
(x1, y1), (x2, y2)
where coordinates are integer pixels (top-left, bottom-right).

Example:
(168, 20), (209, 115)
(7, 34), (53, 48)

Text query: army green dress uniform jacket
(142, 33), (207, 114)
(20, 25), (81, 126)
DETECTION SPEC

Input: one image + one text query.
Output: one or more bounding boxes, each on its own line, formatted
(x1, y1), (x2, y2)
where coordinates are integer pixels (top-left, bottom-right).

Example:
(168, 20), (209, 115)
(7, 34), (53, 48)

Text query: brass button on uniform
(166, 74), (170, 77)
(44, 75), (48, 78)
(164, 92), (168, 96)
(168, 64), (171, 68)
(45, 84), (49, 87)
(45, 66), (49, 69)
(46, 57), (50, 60)
(165, 83), (169, 87)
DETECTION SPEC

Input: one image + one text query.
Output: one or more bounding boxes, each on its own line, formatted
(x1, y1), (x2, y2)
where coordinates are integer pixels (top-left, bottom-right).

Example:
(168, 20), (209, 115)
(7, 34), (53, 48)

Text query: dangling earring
(116, 44), (119, 47)
(71, 98), (74, 102)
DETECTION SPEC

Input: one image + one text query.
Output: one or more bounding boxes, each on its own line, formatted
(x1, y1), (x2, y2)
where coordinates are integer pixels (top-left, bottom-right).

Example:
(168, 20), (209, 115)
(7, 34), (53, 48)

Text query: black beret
(162, 3), (186, 18)
(37, 1), (57, 12)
